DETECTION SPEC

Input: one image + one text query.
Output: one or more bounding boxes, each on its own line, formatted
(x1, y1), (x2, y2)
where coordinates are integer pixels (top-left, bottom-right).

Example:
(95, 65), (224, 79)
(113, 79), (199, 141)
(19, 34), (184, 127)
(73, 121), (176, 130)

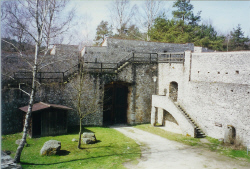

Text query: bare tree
(2, 0), (75, 163)
(109, 0), (137, 35)
(140, 0), (163, 41)
(67, 61), (103, 149)
(43, 0), (75, 48)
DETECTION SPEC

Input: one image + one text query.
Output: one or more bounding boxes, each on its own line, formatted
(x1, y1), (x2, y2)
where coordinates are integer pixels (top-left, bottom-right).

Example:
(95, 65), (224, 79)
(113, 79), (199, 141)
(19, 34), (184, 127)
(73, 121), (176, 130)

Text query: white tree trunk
(14, 0), (40, 162)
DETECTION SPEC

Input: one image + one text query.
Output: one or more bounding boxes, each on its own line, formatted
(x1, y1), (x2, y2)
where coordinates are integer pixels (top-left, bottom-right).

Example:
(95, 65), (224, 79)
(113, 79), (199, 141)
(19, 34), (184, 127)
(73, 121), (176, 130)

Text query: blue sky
(68, 0), (250, 42)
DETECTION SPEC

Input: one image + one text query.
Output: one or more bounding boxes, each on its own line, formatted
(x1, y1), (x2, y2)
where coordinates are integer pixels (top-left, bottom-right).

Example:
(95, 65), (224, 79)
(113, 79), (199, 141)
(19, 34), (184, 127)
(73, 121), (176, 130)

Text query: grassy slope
(134, 124), (250, 162)
(1, 127), (140, 169)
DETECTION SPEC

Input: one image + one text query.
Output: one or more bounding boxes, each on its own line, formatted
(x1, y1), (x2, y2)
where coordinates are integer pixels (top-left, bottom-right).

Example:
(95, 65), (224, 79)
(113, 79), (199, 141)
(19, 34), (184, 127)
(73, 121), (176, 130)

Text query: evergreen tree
(172, 0), (201, 25)
(94, 20), (113, 46)
(229, 24), (249, 50)
(193, 24), (224, 51)
(149, 15), (224, 51)
(114, 23), (144, 40)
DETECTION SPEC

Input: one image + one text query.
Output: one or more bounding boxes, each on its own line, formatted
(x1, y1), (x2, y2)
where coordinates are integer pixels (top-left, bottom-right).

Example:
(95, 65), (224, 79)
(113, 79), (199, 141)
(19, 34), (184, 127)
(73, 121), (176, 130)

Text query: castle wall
(107, 38), (194, 53)
(191, 52), (250, 84)
(158, 51), (250, 146)
(84, 38), (194, 63)
(2, 38), (195, 133)
(1, 88), (28, 134)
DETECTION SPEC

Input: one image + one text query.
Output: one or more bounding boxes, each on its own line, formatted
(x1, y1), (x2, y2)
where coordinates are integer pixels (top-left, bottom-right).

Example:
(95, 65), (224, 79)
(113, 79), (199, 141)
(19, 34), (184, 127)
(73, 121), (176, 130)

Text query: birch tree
(141, 0), (163, 41)
(2, 0), (74, 163)
(109, 0), (137, 35)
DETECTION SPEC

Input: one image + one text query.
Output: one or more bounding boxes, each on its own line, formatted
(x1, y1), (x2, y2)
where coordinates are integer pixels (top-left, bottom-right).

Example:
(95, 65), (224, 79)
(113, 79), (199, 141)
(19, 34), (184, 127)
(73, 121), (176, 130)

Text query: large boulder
(82, 132), (96, 144)
(40, 140), (61, 156)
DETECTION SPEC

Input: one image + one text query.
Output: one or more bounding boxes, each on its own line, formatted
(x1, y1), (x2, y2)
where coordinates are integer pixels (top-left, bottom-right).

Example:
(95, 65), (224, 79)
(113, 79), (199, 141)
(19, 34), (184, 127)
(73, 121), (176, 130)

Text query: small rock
(218, 138), (224, 142)
(4, 150), (11, 155)
(15, 139), (27, 145)
(40, 140), (61, 156)
(72, 138), (78, 142)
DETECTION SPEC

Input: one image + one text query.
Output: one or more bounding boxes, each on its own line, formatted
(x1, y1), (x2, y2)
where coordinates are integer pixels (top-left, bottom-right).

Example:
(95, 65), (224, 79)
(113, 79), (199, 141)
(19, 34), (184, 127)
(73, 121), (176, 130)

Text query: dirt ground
(114, 126), (250, 169)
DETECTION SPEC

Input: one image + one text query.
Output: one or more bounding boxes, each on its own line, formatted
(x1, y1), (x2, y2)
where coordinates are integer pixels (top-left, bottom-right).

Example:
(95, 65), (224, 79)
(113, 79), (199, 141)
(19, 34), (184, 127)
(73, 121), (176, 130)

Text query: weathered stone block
(82, 132), (96, 144)
(40, 140), (61, 156)
(82, 132), (95, 138)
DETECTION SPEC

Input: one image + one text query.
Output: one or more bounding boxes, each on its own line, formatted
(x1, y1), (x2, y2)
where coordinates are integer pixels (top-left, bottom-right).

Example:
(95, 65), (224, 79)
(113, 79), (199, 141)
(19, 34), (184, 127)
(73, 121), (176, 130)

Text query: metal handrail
(14, 52), (184, 82)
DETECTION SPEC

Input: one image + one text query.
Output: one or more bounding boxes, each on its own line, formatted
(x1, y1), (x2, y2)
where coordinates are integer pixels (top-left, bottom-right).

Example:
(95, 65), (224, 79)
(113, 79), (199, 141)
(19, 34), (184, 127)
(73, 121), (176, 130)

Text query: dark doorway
(32, 112), (41, 137)
(103, 82), (128, 125)
(169, 81), (178, 102)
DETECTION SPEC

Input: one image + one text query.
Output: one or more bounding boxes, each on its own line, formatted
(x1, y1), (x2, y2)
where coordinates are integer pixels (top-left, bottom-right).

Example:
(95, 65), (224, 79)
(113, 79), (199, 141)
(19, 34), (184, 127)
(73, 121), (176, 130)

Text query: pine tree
(94, 21), (113, 46)
(229, 24), (249, 51)
(172, 0), (201, 25)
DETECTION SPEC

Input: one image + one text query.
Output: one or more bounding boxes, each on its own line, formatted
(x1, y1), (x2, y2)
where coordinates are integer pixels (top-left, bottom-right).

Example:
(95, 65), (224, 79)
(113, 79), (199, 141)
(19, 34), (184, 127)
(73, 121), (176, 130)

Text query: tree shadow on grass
(20, 152), (140, 166)
(67, 126), (96, 134)
(57, 150), (70, 156)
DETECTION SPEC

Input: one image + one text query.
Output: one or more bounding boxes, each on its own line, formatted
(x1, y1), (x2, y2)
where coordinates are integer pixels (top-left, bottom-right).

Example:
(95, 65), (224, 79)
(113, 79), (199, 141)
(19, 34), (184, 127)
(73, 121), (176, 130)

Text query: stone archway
(151, 95), (196, 137)
(163, 109), (182, 134)
(169, 81), (178, 102)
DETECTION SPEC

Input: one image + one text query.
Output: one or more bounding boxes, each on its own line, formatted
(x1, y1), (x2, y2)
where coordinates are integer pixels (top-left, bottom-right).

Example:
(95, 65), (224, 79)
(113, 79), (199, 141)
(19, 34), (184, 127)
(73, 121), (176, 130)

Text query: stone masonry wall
(82, 38), (194, 125)
(1, 87), (29, 134)
(158, 51), (250, 146)
(83, 38), (194, 63)
(117, 63), (157, 124)
(2, 38), (194, 134)
(107, 38), (194, 53)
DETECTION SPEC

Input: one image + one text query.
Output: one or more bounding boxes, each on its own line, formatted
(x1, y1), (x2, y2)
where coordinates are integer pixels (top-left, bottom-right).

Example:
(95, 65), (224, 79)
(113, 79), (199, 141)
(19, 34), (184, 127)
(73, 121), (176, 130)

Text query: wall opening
(169, 81), (178, 102)
(224, 125), (236, 144)
(103, 82), (129, 125)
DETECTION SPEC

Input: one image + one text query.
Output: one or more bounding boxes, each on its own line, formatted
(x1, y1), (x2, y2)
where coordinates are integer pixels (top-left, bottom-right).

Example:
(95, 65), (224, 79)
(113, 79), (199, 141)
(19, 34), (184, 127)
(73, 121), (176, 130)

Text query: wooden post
(170, 54), (171, 65)
(183, 52), (185, 65)
(101, 63), (103, 73)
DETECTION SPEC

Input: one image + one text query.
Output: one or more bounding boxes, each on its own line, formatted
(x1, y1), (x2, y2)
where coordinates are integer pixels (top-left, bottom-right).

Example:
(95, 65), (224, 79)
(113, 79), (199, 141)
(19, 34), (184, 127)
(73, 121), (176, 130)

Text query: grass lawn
(134, 124), (250, 162)
(1, 127), (141, 169)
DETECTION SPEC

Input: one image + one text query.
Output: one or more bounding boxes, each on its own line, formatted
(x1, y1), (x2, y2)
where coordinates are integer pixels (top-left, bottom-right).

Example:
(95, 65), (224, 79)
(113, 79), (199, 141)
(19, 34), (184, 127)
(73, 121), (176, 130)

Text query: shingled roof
(19, 102), (72, 113)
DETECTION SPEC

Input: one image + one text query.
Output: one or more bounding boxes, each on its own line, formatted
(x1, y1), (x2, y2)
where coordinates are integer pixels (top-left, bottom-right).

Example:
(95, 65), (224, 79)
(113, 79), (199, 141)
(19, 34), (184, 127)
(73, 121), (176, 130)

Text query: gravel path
(114, 126), (250, 169)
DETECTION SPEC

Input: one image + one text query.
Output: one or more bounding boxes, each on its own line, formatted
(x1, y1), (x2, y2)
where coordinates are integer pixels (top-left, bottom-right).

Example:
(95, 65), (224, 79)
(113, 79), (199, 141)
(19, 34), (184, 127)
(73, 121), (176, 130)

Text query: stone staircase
(176, 104), (206, 138)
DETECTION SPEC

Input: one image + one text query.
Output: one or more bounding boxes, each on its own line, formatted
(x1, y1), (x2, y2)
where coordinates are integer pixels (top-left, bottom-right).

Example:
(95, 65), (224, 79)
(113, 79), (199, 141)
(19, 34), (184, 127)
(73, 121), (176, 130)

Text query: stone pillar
(132, 63), (136, 124)
(157, 108), (164, 125)
(151, 106), (156, 126)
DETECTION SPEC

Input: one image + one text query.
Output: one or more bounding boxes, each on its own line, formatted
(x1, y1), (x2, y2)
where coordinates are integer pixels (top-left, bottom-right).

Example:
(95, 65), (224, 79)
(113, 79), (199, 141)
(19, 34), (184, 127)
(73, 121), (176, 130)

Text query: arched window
(169, 81), (178, 102)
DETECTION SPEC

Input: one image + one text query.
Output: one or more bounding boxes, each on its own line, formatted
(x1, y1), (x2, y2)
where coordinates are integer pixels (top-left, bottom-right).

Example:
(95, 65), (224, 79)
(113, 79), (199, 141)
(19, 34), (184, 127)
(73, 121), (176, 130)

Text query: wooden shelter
(19, 102), (72, 138)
